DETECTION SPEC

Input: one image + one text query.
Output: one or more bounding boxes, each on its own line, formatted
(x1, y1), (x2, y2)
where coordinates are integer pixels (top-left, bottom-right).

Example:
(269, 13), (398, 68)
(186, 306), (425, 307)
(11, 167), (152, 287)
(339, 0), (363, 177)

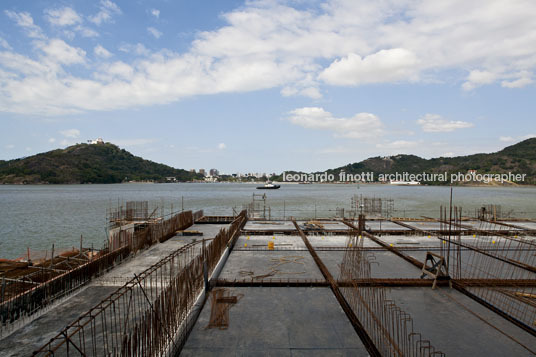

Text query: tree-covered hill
(325, 138), (536, 185)
(0, 143), (201, 184)
(272, 138), (536, 185)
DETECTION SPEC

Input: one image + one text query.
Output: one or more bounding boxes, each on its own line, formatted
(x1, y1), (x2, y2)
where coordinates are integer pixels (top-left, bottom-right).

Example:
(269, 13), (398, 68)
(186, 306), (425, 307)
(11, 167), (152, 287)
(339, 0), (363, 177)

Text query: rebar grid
(339, 233), (445, 357)
(1, 209), (199, 338)
(32, 210), (247, 356)
(438, 206), (536, 334)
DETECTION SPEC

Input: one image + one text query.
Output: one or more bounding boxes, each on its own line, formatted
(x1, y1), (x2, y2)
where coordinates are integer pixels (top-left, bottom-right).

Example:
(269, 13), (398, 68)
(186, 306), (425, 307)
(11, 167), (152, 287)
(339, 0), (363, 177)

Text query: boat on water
(389, 180), (420, 185)
(257, 181), (281, 189)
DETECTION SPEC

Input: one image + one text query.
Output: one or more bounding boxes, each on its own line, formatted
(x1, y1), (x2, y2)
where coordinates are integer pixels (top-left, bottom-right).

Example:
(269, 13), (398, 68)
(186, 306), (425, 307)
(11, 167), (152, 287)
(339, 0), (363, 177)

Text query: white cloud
(501, 71), (533, 88)
(147, 27), (162, 39)
(45, 7), (82, 26)
(286, 107), (383, 139)
(0, 37), (12, 50)
(218, 143), (226, 150)
(60, 129), (80, 138)
(5, 10), (45, 39)
(118, 43), (150, 56)
(89, 0), (121, 26)
(319, 49), (420, 86)
(48, 137), (56, 143)
(499, 134), (536, 143)
(76, 26), (99, 38)
(2, 0), (536, 115)
(499, 136), (515, 142)
(39, 39), (86, 65)
(281, 85), (321, 99)
(94, 44), (112, 58)
(462, 70), (497, 91)
(150, 9), (160, 19)
(417, 114), (474, 132)
(96, 61), (134, 81)
(6, 144), (14, 149)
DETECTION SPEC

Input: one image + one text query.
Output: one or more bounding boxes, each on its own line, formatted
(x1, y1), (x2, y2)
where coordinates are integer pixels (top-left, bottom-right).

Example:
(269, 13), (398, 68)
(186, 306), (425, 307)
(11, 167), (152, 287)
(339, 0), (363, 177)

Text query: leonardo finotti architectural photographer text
(282, 171), (527, 184)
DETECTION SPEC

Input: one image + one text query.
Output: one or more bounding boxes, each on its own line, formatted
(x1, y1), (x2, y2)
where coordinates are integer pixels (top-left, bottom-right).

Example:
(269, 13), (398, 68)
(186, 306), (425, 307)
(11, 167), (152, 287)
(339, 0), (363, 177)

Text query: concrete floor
(365, 220), (413, 231)
(243, 221), (296, 232)
(506, 221), (536, 230)
(219, 250), (324, 281)
(235, 234), (306, 250)
(390, 287), (536, 356)
(181, 287), (369, 356)
(317, 250), (423, 279)
(0, 223), (228, 357)
(398, 221), (468, 231)
(0, 285), (118, 356)
(4, 218), (536, 356)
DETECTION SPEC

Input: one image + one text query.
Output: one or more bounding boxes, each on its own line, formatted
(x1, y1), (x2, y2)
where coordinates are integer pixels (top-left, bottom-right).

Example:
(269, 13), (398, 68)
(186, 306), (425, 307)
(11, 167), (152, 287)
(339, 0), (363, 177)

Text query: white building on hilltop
(87, 138), (104, 144)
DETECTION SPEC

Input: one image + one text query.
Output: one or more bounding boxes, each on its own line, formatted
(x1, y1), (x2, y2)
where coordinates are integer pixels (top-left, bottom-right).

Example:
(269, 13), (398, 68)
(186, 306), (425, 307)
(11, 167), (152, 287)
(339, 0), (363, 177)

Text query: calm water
(0, 183), (535, 259)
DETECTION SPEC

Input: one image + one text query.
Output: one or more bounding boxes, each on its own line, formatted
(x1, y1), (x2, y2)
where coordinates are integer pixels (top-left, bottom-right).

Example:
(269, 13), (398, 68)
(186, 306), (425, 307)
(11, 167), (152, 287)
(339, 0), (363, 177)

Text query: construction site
(1, 194), (536, 356)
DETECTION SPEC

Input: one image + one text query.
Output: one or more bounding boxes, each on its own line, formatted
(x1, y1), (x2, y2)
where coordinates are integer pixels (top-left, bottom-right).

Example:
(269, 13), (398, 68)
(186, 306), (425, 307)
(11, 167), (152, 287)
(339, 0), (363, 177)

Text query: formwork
(2, 203), (536, 356)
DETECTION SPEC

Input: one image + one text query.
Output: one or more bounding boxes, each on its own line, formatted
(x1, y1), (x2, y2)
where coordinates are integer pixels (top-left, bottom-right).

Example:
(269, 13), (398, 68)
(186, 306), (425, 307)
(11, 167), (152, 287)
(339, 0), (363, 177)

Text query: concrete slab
(219, 251), (324, 281)
(317, 250), (423, 279)
(373, 234), (441, 248)
(459, 220), (499, 230)
(365, 234), (536, 278)
(0, 224), (227, 355)
(389, 287), (536, 356)
(235, 234), (306, 250)
(305, 221), (350, 230)
(243, 221), (296, 231)
(397, 221), (469, 231)
(305, 234), (351, 248)
(101, 223), (227, 281)
(181, 287), (369, 356)
(365, 220), (412, 231)
(504, 221), (536, 230)
(0, 286), (118, 356)
(188, 223), (230, 237)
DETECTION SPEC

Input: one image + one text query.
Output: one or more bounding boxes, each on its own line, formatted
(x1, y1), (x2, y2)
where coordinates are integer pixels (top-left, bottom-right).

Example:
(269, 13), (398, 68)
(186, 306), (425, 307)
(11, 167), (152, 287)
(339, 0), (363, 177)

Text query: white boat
(257, 181), (281, 189)
(390, 180), (420, 185)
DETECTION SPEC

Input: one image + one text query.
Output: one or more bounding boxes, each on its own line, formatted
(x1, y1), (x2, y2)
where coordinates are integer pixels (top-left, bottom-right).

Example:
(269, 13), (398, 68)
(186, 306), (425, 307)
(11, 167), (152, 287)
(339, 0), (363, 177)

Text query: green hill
(324, 138), (536, 185)
(0, 143), (201, 184)
(272, 138), (536, 185)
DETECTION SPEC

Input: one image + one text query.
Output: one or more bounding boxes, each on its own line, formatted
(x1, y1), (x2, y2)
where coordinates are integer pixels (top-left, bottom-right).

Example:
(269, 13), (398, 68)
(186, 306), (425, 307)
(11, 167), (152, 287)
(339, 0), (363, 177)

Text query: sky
(0, 0), (535, 174)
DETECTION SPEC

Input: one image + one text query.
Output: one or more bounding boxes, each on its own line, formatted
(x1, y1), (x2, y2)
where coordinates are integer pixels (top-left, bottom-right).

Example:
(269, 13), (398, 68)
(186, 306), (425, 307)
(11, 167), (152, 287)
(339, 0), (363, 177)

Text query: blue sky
(1, 0), (535, 174)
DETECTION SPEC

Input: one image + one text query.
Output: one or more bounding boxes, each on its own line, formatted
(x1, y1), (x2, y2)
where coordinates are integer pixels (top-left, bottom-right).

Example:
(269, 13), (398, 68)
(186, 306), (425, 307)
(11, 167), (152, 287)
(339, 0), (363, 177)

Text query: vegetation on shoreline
(0, 143), (201, 184)
(272, 138), (536, 185)
(1, 138), (534, 185)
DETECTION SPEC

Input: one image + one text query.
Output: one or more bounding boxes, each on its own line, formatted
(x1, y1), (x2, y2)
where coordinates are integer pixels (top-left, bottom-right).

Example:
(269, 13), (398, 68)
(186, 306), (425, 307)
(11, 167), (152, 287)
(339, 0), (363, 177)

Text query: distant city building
(87, 138), (104, 144)
(246, 172), (265, 178)
(199, 169), (206, 176)
(165, 177), (177, 182)
(189, 169), (196, 173)
(209, 168), (219, 176)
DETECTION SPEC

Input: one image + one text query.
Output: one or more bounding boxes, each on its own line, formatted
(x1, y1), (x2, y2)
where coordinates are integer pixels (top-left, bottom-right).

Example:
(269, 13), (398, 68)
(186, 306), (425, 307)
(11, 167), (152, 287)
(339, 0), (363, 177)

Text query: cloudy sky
(1, 0), (535, 173)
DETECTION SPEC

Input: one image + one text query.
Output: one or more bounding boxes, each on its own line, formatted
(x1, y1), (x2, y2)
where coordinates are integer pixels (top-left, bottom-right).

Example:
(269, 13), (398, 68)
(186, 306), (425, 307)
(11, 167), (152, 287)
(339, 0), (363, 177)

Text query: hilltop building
(87, 138), (104, 145)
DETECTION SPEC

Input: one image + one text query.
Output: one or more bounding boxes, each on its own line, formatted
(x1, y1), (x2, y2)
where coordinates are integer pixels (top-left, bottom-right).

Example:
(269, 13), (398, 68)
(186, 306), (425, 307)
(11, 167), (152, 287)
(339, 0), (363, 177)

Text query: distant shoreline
(1, 181), (535, 188)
